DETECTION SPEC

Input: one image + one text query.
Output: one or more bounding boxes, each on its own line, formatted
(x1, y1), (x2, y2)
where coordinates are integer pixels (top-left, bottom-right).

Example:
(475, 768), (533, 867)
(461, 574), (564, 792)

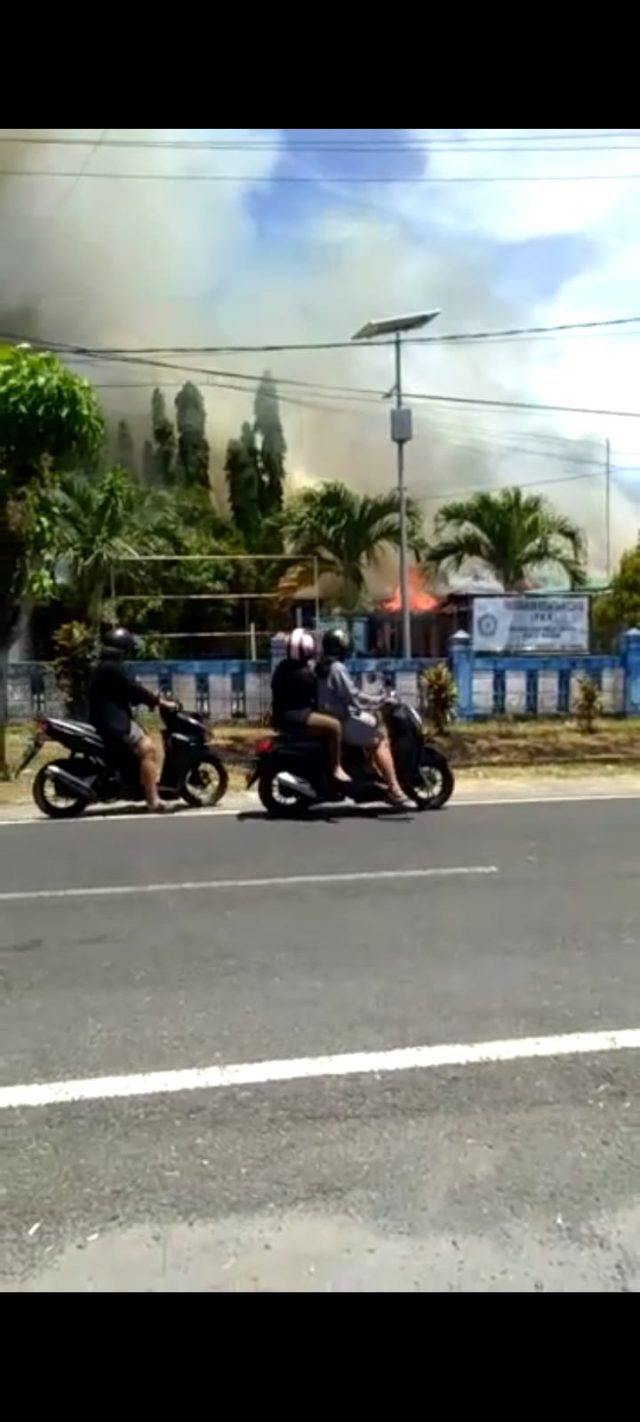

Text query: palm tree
(426, 486), (586, 590)
(49, 468), (144, 627)
(281, 481), (426, 611)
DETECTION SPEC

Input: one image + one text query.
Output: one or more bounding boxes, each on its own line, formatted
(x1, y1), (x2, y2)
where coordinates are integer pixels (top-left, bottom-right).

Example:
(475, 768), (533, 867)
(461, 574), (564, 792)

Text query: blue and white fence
(4, 629), (640, 722)
(449, 627), (640, 719)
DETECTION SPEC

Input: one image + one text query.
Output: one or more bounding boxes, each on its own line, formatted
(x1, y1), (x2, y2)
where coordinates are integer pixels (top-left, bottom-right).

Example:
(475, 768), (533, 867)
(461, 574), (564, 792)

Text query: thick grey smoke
(0, 128), (635, 578)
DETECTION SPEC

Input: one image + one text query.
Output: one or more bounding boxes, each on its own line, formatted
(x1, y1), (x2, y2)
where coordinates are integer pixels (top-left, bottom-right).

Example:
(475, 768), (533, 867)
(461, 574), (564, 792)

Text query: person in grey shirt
(316, 628), (413, 808)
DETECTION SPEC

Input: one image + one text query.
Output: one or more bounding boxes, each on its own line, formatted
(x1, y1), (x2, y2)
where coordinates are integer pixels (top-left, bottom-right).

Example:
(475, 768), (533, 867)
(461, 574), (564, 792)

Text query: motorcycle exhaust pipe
(276, 771), (318, 801)
(46, 765), (97, 803)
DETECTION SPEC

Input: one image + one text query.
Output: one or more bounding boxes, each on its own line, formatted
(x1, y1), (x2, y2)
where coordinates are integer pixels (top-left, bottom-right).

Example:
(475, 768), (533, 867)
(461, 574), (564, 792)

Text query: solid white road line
(2, 1025), (640, 1111)
(0, 864), (497, 903)
(2, 789), (640, 828)
(450, 792), (640, 808)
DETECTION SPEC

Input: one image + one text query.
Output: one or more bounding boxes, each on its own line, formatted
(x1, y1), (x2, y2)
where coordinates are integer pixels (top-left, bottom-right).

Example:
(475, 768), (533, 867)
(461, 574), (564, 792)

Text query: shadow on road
(236, 806), (416, 825)
(82, 802), (191, 821)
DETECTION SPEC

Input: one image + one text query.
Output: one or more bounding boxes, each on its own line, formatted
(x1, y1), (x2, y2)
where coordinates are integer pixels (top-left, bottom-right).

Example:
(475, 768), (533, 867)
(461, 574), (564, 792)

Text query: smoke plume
(1, 127), (638, 579)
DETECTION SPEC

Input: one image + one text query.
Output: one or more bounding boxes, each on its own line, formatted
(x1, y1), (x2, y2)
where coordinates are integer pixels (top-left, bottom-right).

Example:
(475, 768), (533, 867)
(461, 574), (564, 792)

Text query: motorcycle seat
(46, 718), (105, 748)
(273, 731), (326, 759)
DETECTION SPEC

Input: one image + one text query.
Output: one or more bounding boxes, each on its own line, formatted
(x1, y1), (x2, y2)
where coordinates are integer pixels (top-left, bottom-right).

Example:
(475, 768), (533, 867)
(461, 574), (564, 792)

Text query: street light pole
(394, 333), (411, 660)
(352, 308), (440, 663)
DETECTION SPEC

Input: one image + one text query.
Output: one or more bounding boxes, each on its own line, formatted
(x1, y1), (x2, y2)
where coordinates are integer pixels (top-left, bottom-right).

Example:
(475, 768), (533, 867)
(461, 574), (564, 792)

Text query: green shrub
(574, 674), (602, 734)
(421, 661), (458, 734)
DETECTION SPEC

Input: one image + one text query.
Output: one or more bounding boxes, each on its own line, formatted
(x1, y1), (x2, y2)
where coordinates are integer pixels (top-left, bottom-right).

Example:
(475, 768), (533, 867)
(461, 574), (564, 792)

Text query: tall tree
(148, 388), (176, 486)
(426, 486), (586, 591)
(281, 481), (424, 611)
(0, 345), (104, 775)
(175, 381), (209, 490)
(115, 419), (135, 473)
(254, 370), (286, 518)
(225, 373), (288, 544)
(225, 421), (261, 542)
(142, 439), (155, 485)
(592, 544), (640, 649)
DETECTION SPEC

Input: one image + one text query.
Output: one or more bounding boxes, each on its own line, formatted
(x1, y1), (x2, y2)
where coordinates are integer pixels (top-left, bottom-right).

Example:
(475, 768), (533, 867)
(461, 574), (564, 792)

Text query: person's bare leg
(371, 736), (409, 803)
(135, 736), (167, 811)
(306, 713), (351, 782)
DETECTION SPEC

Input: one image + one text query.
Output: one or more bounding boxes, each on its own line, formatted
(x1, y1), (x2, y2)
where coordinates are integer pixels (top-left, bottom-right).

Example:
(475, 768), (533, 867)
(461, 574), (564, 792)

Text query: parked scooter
(18, 703), (228, 819)
(247, 694), (454, 816)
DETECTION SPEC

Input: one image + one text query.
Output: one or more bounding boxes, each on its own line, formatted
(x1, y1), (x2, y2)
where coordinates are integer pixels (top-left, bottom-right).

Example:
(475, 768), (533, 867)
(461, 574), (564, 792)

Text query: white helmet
(286, 628), (316, 662)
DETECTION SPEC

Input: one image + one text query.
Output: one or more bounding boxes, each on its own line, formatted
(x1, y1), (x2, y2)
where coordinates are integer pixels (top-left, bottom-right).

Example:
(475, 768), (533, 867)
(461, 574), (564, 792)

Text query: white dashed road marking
(0, 863), (497, 902)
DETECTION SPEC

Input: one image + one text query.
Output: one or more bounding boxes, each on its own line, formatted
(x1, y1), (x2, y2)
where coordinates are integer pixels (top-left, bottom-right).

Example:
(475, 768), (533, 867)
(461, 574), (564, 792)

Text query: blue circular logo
(478, 614), (498, 637)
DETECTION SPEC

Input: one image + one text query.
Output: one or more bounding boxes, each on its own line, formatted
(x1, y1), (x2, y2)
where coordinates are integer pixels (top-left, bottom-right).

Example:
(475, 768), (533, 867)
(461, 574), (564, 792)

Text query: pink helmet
(286, 628), (316, 662)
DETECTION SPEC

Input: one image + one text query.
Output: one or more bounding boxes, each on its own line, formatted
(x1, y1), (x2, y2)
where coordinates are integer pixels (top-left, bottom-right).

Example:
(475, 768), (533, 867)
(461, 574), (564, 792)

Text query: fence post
(623, 627), (640, 716)
(449, 629), (473, 720)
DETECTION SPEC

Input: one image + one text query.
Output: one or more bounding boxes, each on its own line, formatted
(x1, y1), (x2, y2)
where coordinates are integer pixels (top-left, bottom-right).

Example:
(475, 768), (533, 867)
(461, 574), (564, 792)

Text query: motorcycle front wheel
(180, 752), (229, 809)
(406, 745), (454, 811)
(32, 763), (88, 820)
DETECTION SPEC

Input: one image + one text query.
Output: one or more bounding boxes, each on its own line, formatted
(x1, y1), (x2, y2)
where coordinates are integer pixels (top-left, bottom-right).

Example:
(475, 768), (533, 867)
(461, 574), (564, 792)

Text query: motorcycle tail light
(256, 738), (273, 755)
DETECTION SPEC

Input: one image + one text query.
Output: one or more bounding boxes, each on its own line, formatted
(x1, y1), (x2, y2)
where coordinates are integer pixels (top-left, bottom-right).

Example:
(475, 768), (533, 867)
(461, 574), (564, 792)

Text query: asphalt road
(2, 798), (640, 1292)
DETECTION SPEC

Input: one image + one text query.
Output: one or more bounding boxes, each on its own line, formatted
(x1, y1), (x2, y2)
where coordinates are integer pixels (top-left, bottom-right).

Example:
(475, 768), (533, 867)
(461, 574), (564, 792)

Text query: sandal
(389, 792), (414, 811)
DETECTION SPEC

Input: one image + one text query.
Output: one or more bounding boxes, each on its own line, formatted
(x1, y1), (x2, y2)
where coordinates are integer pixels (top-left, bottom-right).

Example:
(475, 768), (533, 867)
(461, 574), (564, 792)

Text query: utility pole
(351, 309), (441, 662)
(394, 334), (411, 660)
(605, 437), (611, 580)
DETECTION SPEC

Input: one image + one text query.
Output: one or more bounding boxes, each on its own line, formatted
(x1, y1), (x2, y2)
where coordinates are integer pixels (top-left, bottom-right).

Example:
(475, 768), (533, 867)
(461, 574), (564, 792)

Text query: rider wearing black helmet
(88, 626), (176, 813)
(316, 627), (412, 808)
(271, 628), (350, 785)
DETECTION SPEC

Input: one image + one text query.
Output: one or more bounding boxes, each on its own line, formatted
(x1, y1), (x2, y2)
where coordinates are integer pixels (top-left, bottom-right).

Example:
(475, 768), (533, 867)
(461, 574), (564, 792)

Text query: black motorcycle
(19, 704), (229, 819)
(247, 696), (454, 816)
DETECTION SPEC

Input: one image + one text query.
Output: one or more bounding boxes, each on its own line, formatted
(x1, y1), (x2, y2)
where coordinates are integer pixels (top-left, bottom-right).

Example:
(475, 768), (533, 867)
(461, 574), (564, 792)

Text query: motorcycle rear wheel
(258, 770), (310, 817)
(32, 763), (88, 819)
(180, 752), (229, 809)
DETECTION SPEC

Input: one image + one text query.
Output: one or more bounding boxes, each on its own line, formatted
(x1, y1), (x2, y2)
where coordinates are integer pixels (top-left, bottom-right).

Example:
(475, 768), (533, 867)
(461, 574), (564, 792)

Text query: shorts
(342, 711), (380, 748)
(280, 708), (312, 728)
(122, 721), (145, 751)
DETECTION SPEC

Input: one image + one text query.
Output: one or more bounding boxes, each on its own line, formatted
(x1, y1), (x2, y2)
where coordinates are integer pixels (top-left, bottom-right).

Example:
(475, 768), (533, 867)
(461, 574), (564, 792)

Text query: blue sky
(250, 128), (598, 308)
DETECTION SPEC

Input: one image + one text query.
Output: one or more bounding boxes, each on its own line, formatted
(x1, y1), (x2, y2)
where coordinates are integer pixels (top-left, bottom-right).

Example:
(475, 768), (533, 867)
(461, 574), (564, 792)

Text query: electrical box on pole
(390, 406), (413, 445)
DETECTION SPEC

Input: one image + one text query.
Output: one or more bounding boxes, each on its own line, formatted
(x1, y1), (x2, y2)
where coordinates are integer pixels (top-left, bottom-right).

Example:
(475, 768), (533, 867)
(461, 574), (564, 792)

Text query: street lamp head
(351, 309), (441, 341)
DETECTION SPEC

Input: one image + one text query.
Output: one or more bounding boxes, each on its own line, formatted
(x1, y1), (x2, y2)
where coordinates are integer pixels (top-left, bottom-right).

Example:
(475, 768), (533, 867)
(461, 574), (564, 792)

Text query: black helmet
(322, 627), (350, 660)
(101, 626), (141, 659)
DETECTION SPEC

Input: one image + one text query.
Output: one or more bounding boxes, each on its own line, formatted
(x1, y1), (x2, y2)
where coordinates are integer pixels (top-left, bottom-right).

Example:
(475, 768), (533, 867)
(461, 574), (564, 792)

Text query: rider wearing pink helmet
(271, 628), (350, 785)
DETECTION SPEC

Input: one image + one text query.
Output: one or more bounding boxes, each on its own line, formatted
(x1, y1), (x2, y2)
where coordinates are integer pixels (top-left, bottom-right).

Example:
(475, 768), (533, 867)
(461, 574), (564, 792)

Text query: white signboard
(472, 596), (589, 653)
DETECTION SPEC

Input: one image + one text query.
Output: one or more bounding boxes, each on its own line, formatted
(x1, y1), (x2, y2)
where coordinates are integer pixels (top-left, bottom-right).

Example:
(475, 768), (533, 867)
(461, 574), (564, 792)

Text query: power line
(68, 351), (640, 420)
(7, 327), (640, 422)
(421, 470), (600, 500)
(406, 391), (640, 420)
(2, 132), (639, 153)
(91, 379), (629, 468)
(5, 315), (637, 358)
(51, 127), (108, 214)
(2, 168), (640, 183)
(25, 345), (640, 422)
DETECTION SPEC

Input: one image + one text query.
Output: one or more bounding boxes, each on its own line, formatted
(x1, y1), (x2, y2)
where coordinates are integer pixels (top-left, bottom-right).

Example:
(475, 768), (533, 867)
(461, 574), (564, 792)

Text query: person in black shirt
(88, 627), (176, 812)
(271, 629), (350, 784)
